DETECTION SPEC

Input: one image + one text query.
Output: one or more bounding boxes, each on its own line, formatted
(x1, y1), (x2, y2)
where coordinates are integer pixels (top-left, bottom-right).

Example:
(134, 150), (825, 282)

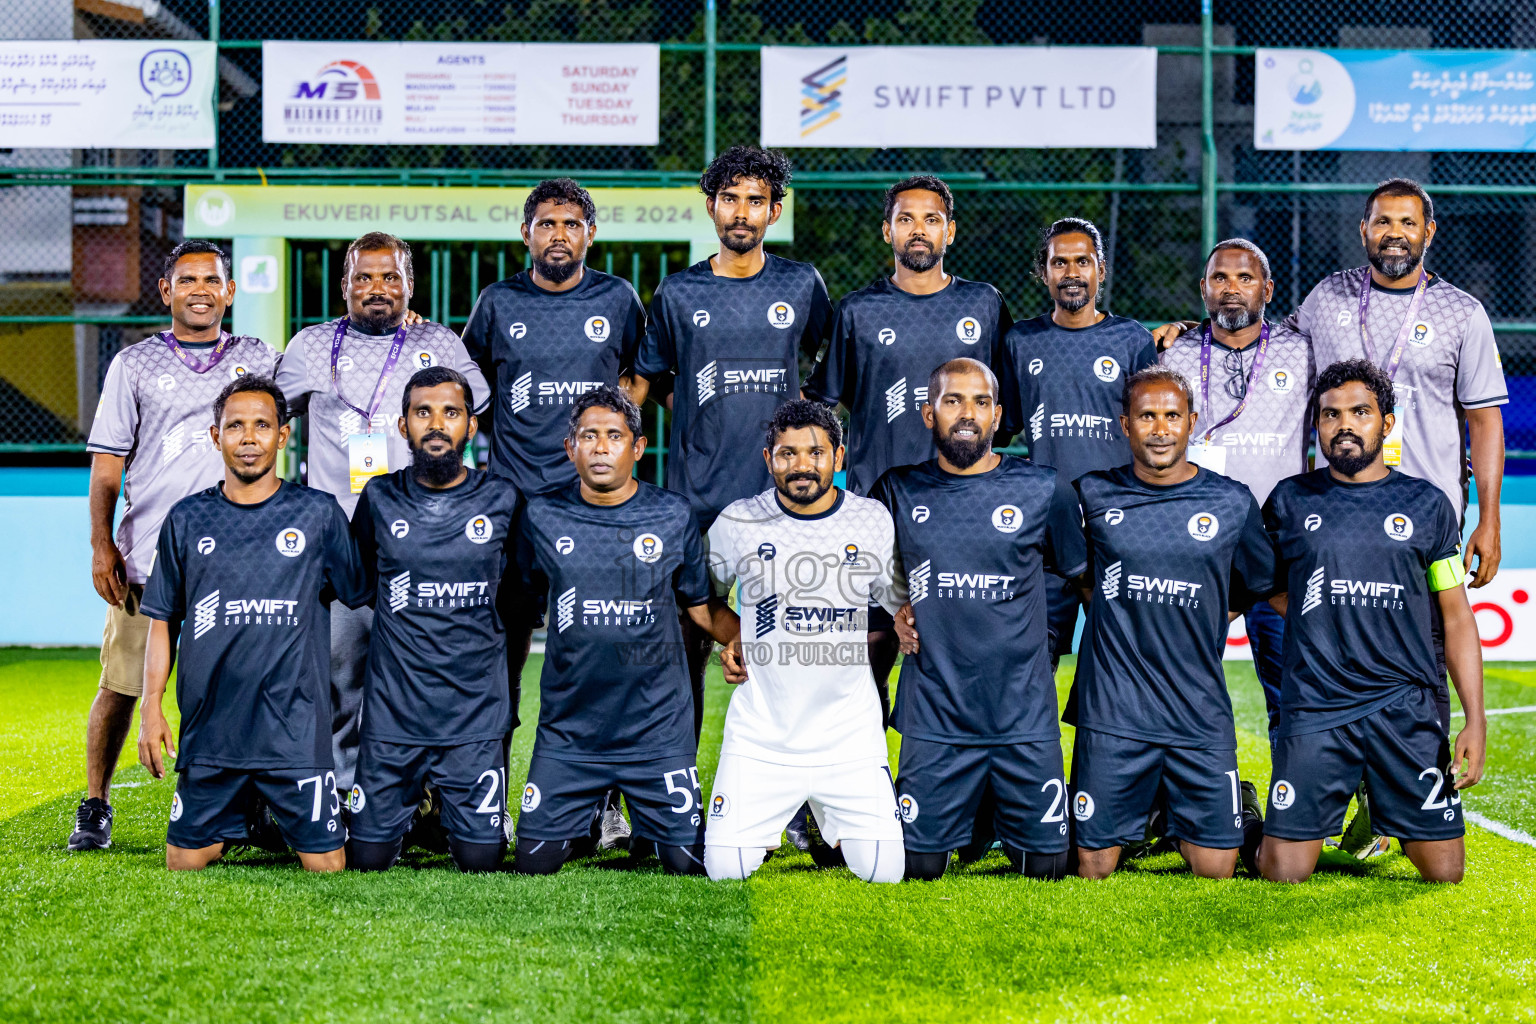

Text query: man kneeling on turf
(510, 387), (745, 876)
(346, 367), (523, 873)
(1068, 367), (1276, 879)
(703, 400), (905, 882)
(138, 377), (367, 871)
(1258, 359), (1486, 884)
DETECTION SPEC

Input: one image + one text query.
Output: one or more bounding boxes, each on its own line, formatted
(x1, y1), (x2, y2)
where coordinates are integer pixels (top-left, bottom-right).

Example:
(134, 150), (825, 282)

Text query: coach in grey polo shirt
(276, 231), (488, 790)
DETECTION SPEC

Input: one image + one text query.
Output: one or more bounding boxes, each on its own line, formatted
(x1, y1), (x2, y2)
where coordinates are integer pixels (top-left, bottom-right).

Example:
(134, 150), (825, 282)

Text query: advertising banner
(0, 41), (216, 149)
(261, 41), (659, 145)
(1256, 49), (1536, 151)
(760, 46), (1157, 149)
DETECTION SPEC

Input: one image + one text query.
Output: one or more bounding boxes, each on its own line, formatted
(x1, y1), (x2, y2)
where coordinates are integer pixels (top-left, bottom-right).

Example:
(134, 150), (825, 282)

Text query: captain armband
(1427, 555), (1466, 592)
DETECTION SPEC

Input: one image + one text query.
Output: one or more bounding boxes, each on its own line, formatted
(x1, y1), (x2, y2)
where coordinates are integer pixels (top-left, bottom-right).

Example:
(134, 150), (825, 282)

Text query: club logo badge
(1187, 511), (1220, 542)
(1271, 779), (1295, 810)
(349, 785), (366, 812)
(1093, 356), (1121, 383)
(766, 301), (796, 329)
(844, 543), (860, 564)
(1269, 368), (1295, 393)
(898, 793), (919, 822)
(955, 316), (982, 343)
(992, 504), (1023, 533)
(583, 315), (609, 343)
(634, 533), (663, 563)
(521, 783), (541, 812)
(412, 350), (436, 370)
(169, 792), (183, 822)
(1384, 513), (1413, 541)
(1073, 792), (1095, 820)
(1408, 321), (1434, 347)
(275, 527), (306, 557)
(464, 514), (493, 544)
(710, 794), (729, 818)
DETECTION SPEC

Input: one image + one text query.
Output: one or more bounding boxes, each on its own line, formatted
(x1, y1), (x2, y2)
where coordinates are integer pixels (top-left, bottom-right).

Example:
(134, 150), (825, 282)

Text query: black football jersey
(870, 455), (1087, 744)
(516, 480), (713, 761)
(1068, 465), (1277, 749)
(461, 269), (645, 496)
(996, 313), (1157, 484)
(634, 255), (834, 529)
(1264, 469), (1461, 737)
(141, 481), (366, 770)
(351, 469), (523, 745)
(804, 274), (1011, 495)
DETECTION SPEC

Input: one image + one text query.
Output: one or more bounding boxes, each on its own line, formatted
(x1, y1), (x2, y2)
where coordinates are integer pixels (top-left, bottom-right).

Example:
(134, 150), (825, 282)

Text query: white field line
(1451, 705), (1536, 719)
(1465, 810), (1536, 849)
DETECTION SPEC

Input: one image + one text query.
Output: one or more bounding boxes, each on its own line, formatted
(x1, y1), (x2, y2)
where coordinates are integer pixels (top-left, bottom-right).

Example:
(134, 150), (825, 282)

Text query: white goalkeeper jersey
(707, 487), (901, 766)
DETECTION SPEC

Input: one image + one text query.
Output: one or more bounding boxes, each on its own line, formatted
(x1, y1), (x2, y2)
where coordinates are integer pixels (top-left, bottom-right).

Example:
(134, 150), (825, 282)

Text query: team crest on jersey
(508, 322), (528, 339)
(169, 792), (184, 822)
(584, 316), (610, 343)
(349, 785), (366, 812)
(1093, 356), (1121, 383)
(766, 301), (796, 329)
(955, 316), (982, 343)
(1304, 513), (1322, 532)
(1384, 513), (1414, 541)
(898, 793), (919, 822)
(391, 519), (409, 538)
(844, 543), (860, 564)
(1073, 792), (1095, 820)
(197, 537), (216, 555)
(911, 505), (930, 523)
(556, 536), (575, 555)
(412, 350), (436, 370)
(275, 528), (307, 557)
(464, 514), (493, 544)
(1408, 320), (1435, 347)
(1268, 368), (1295, 393)
(1105, 508), (1125, 526)
(1028, 358), (1043, 375)
(157, 373), (177, 391)
(337, 355), (355, 371)
(992, 504), (1023, 533)
(757, 542), (776, 561)
(521, 783), (542, 812)
(634, 533), (664, 563)
(230, 364), (250, 380)
(1271, 779), (1295, 810)
(1187, 512), (1219, 542)
(692, 309), (711, 327)
(710, 794), (729, 819)
(878, 327), (896, 346)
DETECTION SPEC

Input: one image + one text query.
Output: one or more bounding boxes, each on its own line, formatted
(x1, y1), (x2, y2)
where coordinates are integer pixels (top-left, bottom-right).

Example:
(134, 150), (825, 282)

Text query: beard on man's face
(896, 237), (943, 273)
(412, 430), (467, 485)
(720, 220), (764, 254)
(1323, 428), (1382, 476)
(776, 470), (832, 507)
(533, 246), (581, 284)
(1054, 278), (1092, 313)
(353, 296), (400, 333)
(1210, 299), (1263, 331)
(934, 419), (993, 469)
(1367, 235), (1425, 280)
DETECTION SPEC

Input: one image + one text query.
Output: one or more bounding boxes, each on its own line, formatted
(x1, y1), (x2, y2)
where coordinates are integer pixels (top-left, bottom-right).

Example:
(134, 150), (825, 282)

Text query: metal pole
(1200, 0), (1217, 254)
(703, 0), (718, 165)
(208, 0), (221, 175)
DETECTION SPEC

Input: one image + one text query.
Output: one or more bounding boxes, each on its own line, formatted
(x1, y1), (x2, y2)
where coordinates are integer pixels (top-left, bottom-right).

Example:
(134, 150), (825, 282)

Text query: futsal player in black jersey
(1258, 360), (1486, 884)
(346, 368), (522, 873)
(630, 146), (833, 750)
(138, 376), (367, 871)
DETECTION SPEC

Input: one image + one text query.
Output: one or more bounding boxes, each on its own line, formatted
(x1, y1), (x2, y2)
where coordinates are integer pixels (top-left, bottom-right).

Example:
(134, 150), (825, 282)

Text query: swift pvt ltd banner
(760, 46), (1157, 149)
(0, 40), (216, 149)
(261, 41), (659, 146)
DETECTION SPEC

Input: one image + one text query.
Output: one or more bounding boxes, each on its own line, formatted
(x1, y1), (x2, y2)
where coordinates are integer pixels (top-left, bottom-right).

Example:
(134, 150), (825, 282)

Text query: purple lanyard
(1356, 268), (1428, 382)
(330, 318), (408, 422)
(1198, 321), (1270, 442)
(160, 330), (233, 374)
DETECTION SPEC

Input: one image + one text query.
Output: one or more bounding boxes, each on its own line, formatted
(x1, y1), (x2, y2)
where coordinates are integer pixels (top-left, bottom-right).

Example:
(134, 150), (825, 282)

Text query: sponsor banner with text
(1256, 49), (1536, 151)
(760, 46), (1157, 149)
(261, 41), (658, 146)
(0, 41), (216, 149)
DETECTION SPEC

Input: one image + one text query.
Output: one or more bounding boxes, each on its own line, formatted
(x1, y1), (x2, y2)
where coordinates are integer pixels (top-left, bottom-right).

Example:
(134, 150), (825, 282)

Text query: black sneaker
(68, 797), (113, 851)
(245, 797), (290, 855)
(804, 812), (846, 869)
(784, 803), (813, 852)
(1238, 780), (1264, 876)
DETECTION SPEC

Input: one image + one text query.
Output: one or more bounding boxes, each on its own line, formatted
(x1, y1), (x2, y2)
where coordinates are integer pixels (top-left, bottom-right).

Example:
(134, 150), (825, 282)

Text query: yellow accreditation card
(348, 433), (390, 493)
(1383, 405), (1405, 466)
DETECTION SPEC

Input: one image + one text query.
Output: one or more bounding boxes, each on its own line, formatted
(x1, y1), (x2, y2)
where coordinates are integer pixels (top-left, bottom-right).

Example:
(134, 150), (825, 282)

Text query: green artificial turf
(2, 649), (1534, 1023)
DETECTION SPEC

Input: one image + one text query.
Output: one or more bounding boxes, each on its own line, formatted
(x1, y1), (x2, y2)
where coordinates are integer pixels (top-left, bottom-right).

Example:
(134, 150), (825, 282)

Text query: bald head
(924, 357), (999, 471)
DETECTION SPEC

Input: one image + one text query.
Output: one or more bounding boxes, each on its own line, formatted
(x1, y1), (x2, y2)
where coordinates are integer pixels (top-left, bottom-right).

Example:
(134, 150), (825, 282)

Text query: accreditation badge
(348, 433), (390, 493)
(1383, 406), (1405, 467)
(1187, 439), (1228, 476)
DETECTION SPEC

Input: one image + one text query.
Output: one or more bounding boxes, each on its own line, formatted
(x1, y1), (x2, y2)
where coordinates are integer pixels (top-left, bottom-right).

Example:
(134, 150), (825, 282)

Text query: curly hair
(699, 145), (793, 204)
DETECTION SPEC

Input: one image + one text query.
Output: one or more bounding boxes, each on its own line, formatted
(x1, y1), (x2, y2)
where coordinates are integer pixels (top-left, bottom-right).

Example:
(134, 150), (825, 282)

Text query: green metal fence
(3, 0), (1534, 458)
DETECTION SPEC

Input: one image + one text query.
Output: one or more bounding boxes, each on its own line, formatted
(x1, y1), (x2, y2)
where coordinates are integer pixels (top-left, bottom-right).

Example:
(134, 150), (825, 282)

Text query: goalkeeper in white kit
(703, 400), (905, 883)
